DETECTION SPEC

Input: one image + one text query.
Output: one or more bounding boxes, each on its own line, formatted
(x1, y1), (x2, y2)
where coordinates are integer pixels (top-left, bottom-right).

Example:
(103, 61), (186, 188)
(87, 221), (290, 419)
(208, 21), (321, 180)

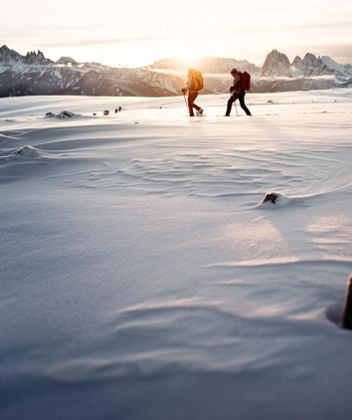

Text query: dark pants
(188, 92), (201, 116)
(226, 90), (251, 116)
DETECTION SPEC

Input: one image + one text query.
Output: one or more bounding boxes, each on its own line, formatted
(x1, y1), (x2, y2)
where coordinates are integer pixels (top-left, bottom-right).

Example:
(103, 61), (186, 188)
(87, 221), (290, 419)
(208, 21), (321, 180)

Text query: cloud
(294, 22), (352, 30)
(232, 21), (352, 34)
(303, 44), (352, 64)
(39, 37), (165, 48)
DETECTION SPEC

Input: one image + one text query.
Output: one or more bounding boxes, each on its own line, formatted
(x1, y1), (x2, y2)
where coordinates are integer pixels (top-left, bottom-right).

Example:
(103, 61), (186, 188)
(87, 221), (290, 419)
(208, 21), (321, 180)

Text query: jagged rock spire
(261, 49), (291, 77)
(0, 45), (22, 63)
(0, 45), (53, 65)
(23, 50), (52, 65)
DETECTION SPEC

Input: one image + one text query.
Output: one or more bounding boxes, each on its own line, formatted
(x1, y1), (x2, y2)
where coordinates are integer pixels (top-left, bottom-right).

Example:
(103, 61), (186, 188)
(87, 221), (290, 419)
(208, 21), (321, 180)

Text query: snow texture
(1, 90), (352, 420)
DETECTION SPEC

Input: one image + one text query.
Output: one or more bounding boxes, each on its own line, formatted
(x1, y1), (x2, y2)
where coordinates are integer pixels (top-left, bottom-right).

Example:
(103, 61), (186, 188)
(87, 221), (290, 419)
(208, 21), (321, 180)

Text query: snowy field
(1, 90), (352, 419)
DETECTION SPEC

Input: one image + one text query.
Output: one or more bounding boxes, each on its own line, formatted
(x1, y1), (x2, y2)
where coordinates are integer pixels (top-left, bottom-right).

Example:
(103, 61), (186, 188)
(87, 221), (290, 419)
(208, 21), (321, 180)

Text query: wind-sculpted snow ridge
(0, 145), (51, 162)
(0, 145), (55, 183)
(208, 256), (352, 270)
(0, 133), (18, 145)
(43, 296), (324, 385)
(0, 143), (87, 184)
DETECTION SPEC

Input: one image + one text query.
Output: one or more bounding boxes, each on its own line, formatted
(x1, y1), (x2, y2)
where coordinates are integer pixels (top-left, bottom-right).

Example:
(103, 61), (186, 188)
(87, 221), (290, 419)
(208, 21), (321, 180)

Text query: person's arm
(233, 73), (240, 89)
(230, 73), (240, 93)
(182, 74), (192, 93)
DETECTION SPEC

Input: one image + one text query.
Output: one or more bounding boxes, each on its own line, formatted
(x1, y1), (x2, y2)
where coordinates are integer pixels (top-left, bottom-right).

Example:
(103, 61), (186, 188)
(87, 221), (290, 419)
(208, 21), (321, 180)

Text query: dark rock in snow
(262, 192), (279, 204)
(45, 111), (77, 119)
(342, 276), (352, 330)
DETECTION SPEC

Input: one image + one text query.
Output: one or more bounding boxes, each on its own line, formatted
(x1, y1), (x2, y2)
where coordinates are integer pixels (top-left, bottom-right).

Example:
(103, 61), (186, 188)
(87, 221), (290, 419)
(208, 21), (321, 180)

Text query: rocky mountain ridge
(0, 45), (184, 97)
(0, 46), (351, 97)
(261, 49), (352, 79)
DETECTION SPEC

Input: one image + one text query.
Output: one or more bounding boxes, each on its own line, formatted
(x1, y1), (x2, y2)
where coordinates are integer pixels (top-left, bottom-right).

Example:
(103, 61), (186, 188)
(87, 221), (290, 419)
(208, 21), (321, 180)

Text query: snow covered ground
(1, 89), (352, 419)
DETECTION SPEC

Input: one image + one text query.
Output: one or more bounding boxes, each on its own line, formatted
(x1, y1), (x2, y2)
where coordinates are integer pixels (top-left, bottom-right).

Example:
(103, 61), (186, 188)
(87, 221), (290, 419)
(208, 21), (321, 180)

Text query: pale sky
(1, 0), (351, 66)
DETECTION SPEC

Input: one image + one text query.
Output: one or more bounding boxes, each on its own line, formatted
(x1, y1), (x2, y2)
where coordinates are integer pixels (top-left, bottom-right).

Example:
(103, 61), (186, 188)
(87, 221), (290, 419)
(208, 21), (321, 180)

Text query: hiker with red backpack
(225, 68), (251, 116)
(181, 68), (204, 117)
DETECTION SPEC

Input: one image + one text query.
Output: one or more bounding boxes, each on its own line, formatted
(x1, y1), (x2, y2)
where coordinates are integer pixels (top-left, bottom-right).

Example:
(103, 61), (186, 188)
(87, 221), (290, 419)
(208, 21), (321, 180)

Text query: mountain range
(0, 45), (351, 97)
(0, 46), (183, 97)
(261, 49), (352, 79)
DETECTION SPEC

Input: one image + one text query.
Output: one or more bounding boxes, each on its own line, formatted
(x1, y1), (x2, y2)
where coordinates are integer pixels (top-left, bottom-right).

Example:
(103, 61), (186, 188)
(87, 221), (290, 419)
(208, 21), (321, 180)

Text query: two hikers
(181, 67), (252, 117)
(225, 68), (251, 116)
(181, 68), (204, 117)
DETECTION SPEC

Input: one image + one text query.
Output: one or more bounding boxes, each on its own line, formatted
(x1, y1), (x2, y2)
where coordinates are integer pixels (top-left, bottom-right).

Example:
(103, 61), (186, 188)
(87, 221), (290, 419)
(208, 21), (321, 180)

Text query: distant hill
(147, 57), (261, 75)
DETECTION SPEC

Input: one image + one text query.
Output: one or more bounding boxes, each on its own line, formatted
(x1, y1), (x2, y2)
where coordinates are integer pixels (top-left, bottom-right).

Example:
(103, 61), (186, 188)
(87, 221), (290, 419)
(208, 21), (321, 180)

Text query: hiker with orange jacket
(181, 68), (204, 117)
(225, 68), (251, 116)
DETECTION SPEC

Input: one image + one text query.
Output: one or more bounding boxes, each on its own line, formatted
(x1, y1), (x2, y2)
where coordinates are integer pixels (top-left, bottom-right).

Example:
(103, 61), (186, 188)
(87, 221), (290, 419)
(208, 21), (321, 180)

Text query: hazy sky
(1, 0), (351, 66)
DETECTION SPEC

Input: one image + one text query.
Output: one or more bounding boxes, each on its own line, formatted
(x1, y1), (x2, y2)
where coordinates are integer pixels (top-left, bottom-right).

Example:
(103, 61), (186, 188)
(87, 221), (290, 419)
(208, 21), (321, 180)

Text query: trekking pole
(183, 93), (188, 113)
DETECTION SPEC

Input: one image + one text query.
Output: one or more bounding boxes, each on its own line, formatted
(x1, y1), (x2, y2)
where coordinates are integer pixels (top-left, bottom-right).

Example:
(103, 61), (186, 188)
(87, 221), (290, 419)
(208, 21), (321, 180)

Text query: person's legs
(225, 94), (236, 116)
(188, 92), (200, 116)
(193, 103), (201, 112)
(238, 92), (251, 115)
(187, 93), (194, 116)
(192, 92), (201, 112)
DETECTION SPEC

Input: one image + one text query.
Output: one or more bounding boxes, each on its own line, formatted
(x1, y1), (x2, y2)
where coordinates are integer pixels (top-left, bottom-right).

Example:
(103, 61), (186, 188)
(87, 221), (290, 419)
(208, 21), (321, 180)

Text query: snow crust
(1, 90), (352, 419)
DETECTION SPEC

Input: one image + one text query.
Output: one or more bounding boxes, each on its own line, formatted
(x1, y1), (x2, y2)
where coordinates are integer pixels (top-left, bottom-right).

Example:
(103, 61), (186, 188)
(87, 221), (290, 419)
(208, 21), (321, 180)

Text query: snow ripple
(70, 143), (352, 202)
(43, 298), (323, 385)
(208, 256), (352, 270)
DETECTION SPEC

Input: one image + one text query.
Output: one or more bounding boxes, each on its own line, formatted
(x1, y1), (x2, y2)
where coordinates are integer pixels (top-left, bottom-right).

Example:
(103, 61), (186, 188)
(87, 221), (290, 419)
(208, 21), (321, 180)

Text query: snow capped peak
(298, 53), (352, 77)
(0, 45), (22, 63)
(322, 56), (349, 76)
(0, 45), (52, 65)
(261, 50), (352, 80)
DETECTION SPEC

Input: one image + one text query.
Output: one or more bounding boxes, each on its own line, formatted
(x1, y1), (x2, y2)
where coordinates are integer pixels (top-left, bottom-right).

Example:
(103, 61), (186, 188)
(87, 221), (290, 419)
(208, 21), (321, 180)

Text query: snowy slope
(322, 56), (352, 77)
(0, 90), (352, 420)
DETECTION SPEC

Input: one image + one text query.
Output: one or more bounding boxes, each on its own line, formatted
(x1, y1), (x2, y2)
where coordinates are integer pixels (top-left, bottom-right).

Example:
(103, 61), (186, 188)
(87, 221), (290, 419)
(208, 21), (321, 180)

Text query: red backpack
(239, 71), (251, 91)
